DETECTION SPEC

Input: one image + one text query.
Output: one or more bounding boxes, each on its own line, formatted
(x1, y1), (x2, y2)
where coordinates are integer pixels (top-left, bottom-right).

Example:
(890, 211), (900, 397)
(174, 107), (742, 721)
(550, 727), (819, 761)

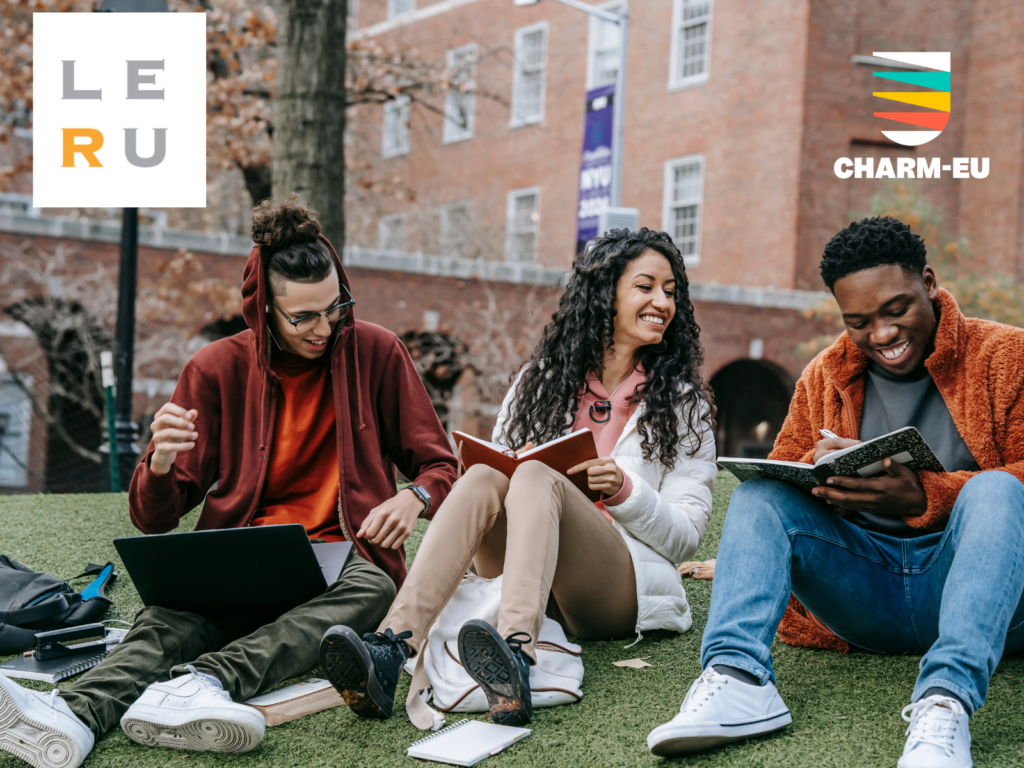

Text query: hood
(819, 287), (963, 392)
(241, 233), (355, 378)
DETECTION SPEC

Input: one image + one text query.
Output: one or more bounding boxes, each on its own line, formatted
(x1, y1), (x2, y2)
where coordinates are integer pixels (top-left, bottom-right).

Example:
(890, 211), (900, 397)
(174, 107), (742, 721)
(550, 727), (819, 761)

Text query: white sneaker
(646, 668), (792, 757)
(898, 695), (972, 768)
(0, 674), (94, 768)
(120, 666), (264, 753)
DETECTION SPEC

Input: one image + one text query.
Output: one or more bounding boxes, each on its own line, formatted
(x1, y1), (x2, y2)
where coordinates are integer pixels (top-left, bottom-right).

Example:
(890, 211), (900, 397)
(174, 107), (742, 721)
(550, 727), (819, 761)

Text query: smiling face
(267, 263), (345, 359)
(831, 263), (939, 377)
(612, 249), (677, 353)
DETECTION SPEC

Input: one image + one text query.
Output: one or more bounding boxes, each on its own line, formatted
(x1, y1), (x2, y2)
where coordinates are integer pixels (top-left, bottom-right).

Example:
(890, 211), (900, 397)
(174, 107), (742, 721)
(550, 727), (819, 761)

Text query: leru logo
(871, 52), (950, 147)
(33, 13), (206, 208)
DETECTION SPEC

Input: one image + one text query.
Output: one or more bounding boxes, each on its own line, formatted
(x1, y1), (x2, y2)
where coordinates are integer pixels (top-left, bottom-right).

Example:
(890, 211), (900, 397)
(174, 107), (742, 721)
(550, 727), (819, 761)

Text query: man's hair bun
(251, 194), (322, 257)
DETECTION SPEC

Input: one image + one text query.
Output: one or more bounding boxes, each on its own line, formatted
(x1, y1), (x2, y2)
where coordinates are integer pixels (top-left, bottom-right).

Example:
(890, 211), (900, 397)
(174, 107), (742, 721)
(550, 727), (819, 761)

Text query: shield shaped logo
(872, 52), (950, 147)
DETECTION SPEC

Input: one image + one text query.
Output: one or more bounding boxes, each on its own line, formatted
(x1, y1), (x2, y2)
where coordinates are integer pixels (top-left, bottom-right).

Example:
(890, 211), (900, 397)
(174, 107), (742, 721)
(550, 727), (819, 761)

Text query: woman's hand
(678, 559), (716, 580)
(567, 457), (623, 496)
(149, 402), (199, 475)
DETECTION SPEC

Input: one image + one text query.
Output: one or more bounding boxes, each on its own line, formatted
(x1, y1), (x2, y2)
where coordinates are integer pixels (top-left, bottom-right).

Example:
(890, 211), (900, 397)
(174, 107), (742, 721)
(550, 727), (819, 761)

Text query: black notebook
(718, 427), (946, 494)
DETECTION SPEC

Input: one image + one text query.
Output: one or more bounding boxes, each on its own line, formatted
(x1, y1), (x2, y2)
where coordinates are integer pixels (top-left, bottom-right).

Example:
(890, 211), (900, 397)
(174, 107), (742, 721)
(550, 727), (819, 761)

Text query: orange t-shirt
(251, 351), (344, 541)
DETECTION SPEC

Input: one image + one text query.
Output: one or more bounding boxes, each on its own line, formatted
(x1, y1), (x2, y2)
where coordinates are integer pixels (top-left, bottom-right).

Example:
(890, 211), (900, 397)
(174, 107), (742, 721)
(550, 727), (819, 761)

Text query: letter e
(127, 61), (165, 100)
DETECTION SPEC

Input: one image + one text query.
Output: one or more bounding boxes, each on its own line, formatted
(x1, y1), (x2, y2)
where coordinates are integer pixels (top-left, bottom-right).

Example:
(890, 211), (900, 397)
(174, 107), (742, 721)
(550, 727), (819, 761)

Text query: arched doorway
(709, 359), (794, 459)
(400, 330), (473, 433)
(6, 299), (111, 493)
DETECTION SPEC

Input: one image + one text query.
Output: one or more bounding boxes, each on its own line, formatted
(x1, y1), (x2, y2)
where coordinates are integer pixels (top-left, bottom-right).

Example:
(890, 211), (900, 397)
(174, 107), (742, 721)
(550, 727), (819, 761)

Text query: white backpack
(403, 572), (585, 731)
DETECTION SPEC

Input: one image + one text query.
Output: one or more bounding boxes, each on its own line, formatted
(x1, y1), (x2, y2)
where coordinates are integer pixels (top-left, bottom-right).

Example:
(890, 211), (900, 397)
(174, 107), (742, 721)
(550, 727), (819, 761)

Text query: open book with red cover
(452, 429), (601, 502)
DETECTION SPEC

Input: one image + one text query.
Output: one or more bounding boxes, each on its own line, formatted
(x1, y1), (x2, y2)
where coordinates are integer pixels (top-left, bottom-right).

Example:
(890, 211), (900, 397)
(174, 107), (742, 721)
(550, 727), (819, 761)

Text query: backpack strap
(0, 593), (71, 627)
(0, 622), (40, 656)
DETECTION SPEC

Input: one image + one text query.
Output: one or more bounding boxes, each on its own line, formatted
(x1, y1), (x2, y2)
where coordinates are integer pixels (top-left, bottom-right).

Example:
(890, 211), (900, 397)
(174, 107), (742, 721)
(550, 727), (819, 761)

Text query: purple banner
(575, 83), (616, 256)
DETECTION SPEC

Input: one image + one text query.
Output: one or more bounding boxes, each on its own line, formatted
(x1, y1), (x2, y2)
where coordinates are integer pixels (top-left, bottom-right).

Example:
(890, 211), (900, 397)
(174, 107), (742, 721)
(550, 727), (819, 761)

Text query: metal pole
(609, 6), (629, 208)
(100, 351), (120, 492)
(113, 207), (140, 490)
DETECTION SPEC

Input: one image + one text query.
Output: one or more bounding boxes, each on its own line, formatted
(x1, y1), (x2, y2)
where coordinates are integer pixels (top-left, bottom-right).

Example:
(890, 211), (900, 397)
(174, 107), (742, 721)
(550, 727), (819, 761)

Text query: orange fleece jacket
(769, 289), (1024, 652)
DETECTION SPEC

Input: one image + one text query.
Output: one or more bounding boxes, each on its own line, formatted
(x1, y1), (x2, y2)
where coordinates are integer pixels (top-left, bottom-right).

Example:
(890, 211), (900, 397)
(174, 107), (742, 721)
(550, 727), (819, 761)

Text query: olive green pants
(59, 554), (395, 737)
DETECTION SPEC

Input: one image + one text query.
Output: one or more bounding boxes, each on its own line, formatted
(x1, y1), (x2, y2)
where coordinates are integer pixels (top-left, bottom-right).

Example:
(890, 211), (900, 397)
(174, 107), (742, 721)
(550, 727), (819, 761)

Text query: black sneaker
(457, 620), (533, 727)
(319, 626), (411, 719)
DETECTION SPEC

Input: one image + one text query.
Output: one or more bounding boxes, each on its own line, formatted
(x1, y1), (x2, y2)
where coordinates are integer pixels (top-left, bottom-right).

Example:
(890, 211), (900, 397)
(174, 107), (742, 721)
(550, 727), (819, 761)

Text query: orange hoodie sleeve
(768, 367), (820, 466)
(128, 360), (221, 534)
(907, 361), (1024, 531)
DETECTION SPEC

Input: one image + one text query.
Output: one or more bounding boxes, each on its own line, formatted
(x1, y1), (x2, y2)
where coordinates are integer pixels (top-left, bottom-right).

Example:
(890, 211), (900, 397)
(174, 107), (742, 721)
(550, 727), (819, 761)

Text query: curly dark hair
(499, 228), (713, 469)
(251, 194), (333, 296)
(819, 216), (928, 291)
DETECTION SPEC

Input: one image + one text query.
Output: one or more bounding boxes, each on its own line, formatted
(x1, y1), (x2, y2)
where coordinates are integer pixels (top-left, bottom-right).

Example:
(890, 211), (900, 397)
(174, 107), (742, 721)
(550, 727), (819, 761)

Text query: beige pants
(381, 461), (638, 661)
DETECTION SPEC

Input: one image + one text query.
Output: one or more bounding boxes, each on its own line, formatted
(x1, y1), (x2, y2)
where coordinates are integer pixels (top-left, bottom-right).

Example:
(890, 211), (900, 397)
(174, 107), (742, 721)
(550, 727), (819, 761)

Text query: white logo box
(32, 12), (207, 208)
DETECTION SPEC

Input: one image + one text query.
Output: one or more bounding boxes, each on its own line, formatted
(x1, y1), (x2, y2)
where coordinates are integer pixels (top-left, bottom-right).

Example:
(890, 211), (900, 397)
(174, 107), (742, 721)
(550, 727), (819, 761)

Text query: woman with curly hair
(320, 228), (718, 730)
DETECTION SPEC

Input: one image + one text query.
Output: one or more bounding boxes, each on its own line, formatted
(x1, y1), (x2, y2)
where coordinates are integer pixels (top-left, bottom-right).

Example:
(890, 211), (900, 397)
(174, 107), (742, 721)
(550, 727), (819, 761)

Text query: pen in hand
(819, 429), (840, 440)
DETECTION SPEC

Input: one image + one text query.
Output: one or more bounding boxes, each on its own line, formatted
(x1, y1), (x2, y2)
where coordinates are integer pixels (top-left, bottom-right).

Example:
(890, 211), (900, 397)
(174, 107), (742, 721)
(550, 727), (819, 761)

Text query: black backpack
(0, 556), (117, 656)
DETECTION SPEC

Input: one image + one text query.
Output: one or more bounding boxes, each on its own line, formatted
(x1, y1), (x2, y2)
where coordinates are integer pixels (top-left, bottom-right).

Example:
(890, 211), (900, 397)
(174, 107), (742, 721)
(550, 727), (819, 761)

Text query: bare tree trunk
(272, 0), (347, 246)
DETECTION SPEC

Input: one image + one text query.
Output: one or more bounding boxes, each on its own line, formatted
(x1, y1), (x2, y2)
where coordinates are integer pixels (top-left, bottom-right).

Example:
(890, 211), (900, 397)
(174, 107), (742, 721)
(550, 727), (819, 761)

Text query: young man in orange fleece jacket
(648, 217), (1024, 768)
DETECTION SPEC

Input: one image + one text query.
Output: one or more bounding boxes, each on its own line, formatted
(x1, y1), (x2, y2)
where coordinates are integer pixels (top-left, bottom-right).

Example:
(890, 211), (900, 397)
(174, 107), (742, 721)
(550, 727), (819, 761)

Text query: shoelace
(681, 669), (728, 714)
(183, 664), (231, 700)
(48, 689), (60, 709)
(361, 628), (413, 648)
(902, 697), (963, 758)
(503, 632), (533, 653)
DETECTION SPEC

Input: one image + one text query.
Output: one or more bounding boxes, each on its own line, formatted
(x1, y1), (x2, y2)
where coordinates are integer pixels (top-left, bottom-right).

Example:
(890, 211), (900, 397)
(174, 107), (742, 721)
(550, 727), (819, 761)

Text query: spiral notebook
(407, 719), (531, 766)
(0, 652), (109, 684)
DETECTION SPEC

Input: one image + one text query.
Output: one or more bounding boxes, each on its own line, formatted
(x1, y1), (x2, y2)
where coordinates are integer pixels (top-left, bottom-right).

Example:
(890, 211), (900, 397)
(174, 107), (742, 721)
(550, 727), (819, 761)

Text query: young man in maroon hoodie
(0, 198), (458, 768)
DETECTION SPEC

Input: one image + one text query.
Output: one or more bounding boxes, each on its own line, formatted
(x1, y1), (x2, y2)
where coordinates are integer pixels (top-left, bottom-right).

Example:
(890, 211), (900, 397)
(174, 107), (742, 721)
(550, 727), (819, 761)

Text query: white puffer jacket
(493, 377), (717, 638)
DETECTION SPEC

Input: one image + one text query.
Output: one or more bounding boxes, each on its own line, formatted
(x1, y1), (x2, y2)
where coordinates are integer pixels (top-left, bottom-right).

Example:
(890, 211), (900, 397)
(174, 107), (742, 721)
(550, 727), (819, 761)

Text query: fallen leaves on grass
(613, 658), (652, 669)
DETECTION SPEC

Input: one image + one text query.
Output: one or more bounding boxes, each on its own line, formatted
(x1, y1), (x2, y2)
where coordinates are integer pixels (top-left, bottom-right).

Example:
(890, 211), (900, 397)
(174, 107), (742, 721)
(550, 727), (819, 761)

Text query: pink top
(571, 366), (647, 507)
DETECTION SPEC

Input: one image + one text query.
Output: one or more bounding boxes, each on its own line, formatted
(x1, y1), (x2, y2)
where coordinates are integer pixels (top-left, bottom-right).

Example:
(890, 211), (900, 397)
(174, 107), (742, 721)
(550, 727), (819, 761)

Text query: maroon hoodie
(128, 235), (458, 588)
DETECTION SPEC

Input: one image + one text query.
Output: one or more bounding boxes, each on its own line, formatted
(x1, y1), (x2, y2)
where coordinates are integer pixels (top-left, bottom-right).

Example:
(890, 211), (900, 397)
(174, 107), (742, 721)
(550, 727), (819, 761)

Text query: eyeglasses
(271, 284), (355, 332)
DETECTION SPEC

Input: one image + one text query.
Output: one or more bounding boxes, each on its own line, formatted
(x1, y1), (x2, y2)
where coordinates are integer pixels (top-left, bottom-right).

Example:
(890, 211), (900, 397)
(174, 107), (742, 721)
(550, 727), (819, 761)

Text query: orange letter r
(62, 128), (104, 167)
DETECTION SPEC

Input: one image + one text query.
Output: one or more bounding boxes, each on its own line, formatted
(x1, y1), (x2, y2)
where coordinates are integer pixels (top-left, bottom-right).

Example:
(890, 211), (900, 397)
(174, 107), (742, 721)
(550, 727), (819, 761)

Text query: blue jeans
(701, 471), (1024, 714)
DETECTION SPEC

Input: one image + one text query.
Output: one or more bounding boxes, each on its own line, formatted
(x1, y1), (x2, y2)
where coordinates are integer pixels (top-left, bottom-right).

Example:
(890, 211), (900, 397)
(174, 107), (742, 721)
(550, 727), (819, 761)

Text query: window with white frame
(586, 3), (623, 89)
(669, 0), (712, 89)
(506, 188), (540, 262)
(444, 44), (477, 144)
(387, 0), (414, 19)
(379, 215), (405, 251)
(382, 96), (411, 158)
(511, 23), (547, 126)
(0, 373), (32, 488)
(441, 203), (469, 258)
(348, 0), (358, 32)
(662, 155), (703, 265)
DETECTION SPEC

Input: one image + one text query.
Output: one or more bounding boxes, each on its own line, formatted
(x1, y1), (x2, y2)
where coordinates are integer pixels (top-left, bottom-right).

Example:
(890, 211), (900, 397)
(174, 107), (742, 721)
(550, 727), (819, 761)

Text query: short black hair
(819, 216), (927, 291)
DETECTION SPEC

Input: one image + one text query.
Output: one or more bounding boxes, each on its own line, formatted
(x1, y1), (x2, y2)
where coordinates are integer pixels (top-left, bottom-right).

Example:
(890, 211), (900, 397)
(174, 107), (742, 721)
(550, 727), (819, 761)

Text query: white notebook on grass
(407, 719), (531, 766)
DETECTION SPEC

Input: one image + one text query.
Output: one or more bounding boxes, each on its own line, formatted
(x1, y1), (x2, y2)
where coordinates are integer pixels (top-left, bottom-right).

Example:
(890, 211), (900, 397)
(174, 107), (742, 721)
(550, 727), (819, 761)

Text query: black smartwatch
(407, 484), (431, 517)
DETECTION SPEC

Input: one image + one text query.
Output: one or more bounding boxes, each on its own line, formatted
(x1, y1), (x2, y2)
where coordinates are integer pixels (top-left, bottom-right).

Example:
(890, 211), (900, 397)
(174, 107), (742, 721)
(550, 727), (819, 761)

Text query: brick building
(1, 0), (1022, 492)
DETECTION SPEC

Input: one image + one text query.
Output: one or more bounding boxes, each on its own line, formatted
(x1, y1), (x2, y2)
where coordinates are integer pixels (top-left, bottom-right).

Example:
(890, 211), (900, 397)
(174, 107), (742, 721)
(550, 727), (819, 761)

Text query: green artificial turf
(1, 474), (1023, 767)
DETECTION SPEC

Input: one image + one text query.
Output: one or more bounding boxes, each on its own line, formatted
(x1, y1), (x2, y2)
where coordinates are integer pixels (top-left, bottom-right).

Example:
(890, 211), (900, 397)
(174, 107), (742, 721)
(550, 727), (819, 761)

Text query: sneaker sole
(457, 621), (531, 727)
(0, 680), (86, 768)
(120, 706), (264, 753)
(319, 626), (392, 719)
(648, 711), (792, 757)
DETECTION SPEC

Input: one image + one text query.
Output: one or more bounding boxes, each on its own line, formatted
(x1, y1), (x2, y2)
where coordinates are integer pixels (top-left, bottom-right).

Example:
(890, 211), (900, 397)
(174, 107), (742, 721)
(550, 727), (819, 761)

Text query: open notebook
(453, 429), (600, 502)
(407, 719), (531, 767)
(718, 426), (946, 494)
